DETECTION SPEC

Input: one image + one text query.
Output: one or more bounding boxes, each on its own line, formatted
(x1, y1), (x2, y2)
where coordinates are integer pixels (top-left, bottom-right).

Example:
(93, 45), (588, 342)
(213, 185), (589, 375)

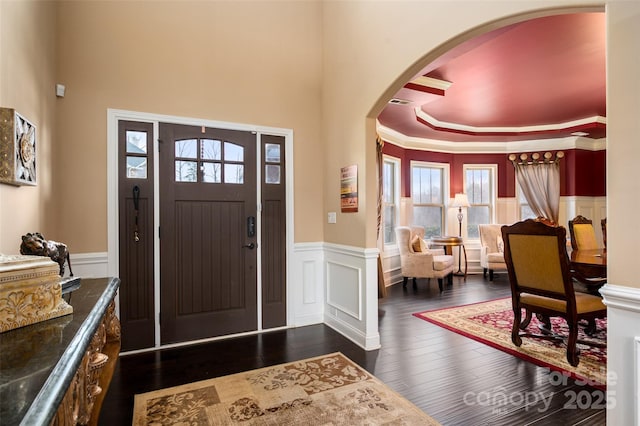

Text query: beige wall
(606, 1), (640, 288)
(53, 0), (323, 252)
(2, 0), (639, 290)
(0, 0), (58, 255)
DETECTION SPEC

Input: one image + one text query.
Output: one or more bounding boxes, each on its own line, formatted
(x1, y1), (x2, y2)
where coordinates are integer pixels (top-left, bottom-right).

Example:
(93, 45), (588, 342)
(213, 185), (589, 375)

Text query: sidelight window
(126, 130), (148, 179)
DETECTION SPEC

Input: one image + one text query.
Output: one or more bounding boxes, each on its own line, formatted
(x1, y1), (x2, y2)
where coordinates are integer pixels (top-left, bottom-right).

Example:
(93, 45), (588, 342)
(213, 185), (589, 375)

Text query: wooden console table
(0, 277), (121, 425)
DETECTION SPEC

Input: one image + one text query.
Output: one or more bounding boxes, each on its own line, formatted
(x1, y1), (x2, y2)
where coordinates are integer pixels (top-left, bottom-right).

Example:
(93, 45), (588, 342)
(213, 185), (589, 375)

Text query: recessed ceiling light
(571, 131), (589, 137)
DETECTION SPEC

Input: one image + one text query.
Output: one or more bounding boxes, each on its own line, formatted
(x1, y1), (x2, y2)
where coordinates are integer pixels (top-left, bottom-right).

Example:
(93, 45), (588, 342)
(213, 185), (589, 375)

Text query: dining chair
(568, 215), (599, 250)
(501, 219), (606, 367)
(601, 218), (607, 248)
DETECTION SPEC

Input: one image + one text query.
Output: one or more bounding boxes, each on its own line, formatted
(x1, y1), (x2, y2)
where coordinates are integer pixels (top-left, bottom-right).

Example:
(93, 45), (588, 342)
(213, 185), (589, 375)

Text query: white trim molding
(323, 243), (381, 351)
(376, 122), (606, 154)
(600, 283), (640, 426)
(291, 242), (325, 327)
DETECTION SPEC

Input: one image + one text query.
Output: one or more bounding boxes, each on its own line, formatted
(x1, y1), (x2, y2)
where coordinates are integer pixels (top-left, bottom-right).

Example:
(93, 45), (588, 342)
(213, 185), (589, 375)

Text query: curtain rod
(509, 151), (564, 165)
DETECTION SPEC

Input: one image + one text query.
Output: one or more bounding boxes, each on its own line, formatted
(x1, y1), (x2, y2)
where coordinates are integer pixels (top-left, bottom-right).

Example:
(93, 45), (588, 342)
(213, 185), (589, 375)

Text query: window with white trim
(518, 183), (536, 220)
(382, 156), (400, 245)
(464, 165), (497, 239)
(411, 161), (449, 238)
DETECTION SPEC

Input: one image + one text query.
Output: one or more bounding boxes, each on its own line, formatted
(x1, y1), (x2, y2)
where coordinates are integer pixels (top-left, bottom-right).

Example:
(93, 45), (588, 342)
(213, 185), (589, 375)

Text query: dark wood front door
(158, 123), (257, 344)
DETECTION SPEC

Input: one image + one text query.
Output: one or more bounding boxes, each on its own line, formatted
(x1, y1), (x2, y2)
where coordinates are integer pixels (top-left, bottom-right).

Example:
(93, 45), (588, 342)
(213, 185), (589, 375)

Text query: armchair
(396, 226), (454, 291)
(478, 224), (509, 281)
(501, 219), (606, 367)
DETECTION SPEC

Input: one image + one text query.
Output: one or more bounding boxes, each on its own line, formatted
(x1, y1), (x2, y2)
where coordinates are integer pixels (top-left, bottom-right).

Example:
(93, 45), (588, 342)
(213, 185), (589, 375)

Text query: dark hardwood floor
(100, 274), (606, 425)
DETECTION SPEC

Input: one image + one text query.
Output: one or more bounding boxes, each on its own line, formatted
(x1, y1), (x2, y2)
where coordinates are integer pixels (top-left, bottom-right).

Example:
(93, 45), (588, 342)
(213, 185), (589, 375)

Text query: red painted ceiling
(378, 13), (606, 143)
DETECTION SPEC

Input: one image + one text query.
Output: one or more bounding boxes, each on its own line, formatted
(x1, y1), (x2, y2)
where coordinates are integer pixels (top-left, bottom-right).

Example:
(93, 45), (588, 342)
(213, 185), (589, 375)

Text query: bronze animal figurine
(20, 232), (74, 277)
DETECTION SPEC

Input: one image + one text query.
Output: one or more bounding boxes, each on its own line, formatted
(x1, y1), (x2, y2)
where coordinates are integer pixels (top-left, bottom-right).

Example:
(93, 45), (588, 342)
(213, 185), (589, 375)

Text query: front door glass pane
(202, 162), (222, 183)
(224, 164), (244, 184)
(224, 142), (244, 162)
(175, 160), (198, 182)
(175, 139), (197, 159)
(201, 139), (221, 160)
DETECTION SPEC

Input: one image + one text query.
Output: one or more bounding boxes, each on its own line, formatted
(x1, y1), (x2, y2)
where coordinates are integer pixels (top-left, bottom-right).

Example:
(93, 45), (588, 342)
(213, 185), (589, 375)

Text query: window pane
(224, 142), (244, 162)
(201, 139), (221, 160)
(412, 166), (442, 204)
(175, 139), (197, 159)
(175, 160), (198, 182)
(126, 156), (147, 178)
(265, 143), (280, 163)
(126, 131), (147, 154)
(384, 205), (396, 244)
(466, 169), (490, 204)
(202, 162), (221, 183)
(265, 164), (280, 184)
(467, 206), (489, 238)
(383, 162), (394, 203)
(521, 204), (536, 220)
(413, 206), (442, 238)
(224, 164), (244, 184)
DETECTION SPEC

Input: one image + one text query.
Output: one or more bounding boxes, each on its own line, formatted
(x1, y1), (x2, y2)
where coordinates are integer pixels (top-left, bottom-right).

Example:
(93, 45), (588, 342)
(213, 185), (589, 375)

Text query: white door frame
(106, 108), (294, 351)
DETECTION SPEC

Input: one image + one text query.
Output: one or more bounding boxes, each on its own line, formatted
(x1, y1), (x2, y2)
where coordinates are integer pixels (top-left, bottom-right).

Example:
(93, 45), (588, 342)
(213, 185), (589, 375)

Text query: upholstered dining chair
(568, 215), (599, 250)
(501, 219), (607, 367)
(601, 218), (607, 248)
(395, 226), (454, 291)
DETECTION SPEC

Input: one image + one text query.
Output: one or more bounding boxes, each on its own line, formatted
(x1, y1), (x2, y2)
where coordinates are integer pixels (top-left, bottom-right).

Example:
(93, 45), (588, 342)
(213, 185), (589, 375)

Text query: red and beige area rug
(132, 352), (440, 425)
(414, 298), (607, 389)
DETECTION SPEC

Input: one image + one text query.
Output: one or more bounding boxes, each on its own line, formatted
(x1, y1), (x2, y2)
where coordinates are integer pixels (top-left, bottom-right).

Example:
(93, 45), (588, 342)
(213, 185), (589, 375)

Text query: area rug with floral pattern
(413, 298), (607, 389)
(132, 352), (440, 425)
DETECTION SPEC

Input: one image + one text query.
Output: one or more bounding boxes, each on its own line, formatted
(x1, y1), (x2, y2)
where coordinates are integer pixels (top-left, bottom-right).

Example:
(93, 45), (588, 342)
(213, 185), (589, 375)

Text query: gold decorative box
(0, 107), (37, 186)
(0, 254), (73, 333)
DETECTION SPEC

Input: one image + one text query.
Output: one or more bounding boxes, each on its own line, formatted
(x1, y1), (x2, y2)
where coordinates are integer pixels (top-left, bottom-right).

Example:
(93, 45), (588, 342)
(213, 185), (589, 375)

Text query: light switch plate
(328, 212), (337, 223)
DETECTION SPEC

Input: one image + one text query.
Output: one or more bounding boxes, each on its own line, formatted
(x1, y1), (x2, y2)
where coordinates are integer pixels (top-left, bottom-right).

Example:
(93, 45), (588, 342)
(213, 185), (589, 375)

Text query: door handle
(243, 243), (256, 249)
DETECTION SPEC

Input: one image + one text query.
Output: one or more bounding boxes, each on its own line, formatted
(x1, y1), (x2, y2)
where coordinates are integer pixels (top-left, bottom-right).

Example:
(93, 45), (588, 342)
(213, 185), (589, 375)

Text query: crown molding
(376, 123), (606, 154)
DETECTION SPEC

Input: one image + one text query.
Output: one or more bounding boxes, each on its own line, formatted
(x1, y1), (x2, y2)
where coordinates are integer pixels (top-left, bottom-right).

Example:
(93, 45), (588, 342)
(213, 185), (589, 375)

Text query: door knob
(243, 243), (256, 249)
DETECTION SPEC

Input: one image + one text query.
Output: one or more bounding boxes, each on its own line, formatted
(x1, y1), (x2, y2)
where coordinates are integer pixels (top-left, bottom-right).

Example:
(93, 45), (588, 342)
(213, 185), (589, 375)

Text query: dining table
(569, 248), (607, 293)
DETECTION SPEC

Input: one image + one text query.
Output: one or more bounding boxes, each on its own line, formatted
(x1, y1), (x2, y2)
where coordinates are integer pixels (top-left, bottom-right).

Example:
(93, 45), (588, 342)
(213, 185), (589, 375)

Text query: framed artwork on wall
(340, 164), (358, 213)
(0, 108), (37, 186)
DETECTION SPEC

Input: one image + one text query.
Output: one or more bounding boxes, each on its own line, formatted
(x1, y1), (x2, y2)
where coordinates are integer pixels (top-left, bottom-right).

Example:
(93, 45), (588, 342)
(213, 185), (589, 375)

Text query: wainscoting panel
(323, 243), (380, 351)
(600, 284), (640, 426)
(291, 243), (325, 327)
(326, 261), (361, 320)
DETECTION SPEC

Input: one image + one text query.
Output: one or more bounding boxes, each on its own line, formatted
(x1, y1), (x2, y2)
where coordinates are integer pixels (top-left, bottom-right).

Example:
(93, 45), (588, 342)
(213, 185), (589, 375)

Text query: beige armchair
(396, 226), (454, 291)
(479, 224), (509, 281)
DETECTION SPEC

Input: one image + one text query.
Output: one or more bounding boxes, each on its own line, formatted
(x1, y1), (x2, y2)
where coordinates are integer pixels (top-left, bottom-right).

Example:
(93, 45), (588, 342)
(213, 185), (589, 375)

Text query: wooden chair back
(502, 219), (574, 303)
(568, 215), (598, 250)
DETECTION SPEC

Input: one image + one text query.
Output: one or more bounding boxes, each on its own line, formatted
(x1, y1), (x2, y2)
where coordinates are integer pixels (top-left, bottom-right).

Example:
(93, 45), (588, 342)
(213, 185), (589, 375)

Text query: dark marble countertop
(0, 277), (120, 426)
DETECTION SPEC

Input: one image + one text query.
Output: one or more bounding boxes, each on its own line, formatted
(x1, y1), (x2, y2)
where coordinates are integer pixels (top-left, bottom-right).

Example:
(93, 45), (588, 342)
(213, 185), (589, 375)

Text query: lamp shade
(452, 193), (470, 208)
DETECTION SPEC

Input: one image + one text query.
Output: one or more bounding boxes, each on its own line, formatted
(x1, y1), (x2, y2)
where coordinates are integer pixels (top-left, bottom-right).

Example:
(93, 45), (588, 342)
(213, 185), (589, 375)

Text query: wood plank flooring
(100, 274), (606, 425)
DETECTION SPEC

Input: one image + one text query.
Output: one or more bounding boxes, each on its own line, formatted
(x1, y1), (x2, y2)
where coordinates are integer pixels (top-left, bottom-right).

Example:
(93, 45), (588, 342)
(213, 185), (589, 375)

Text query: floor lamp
(452, 193), (470, 274)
